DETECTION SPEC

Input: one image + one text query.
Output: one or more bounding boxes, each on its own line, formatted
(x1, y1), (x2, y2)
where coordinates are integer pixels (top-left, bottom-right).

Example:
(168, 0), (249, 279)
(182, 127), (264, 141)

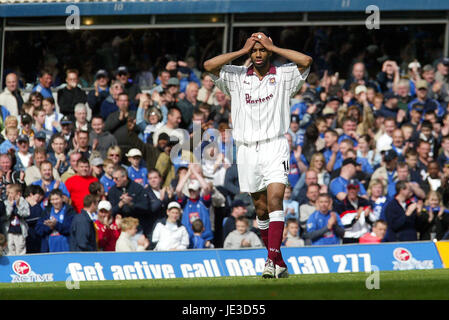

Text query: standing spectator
(35, 189), (76, 253)
(32, 68), (53, 99)
(383, 181), (424, 242)
(329, 158), (367, 203)
(359, 220), (388, 243)
(283, 185), (299, 222)
(304, 193), (345, 245)
(73, 103), (90, 132)
(368, 179), (388, 221)
(71, 130), (92, 161)
(115, 66), (142, 106)
(223, 216), (263, 249)
(89, 116), (117, 159)
(57, 69), (87, 120)
(100, 81), (124, 120)
(299, 183), (320, 233)
(150, 201), (189, 251)
(145, 168), (171, 234)
(116, 217), (150, 252)
(32, 109), (52, 143)
(87, 69), (110, 118)
(14, 134), (33, 172)
(197, 73), (219, 106)
(376, 117), (397, 153)
(107, 166), (150, 234)
(48, 135), (70, 176)
(152, 106), (184, 146)
(0, 153), (25, 201)
(222, 199), (248, 240)
(176, 82), (200, 130)
(65, 157), (99, 213)
(60, 116), (75, 152)
(95, 200), (120, 251)
(292, 169), (318, 205)
(1, 184), (30, 255)
(42, 97), (63, 135)
(69, 194), (98, 251)
(104, 92), (136, 155)
(60, 151), (81, 183)
(23, 185), (44, 253)
(0, 73), (24, 117)
(24, 147), (60, 186)
(334, 179), (375, 243)
(31, 160), (70, 207)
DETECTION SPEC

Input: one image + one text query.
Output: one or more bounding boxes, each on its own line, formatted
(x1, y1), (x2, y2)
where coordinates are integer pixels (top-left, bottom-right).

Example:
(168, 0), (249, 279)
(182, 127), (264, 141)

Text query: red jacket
(94, 220), (121, 251)
(65, 175), (99, 213)
(359, 232), (381, 244)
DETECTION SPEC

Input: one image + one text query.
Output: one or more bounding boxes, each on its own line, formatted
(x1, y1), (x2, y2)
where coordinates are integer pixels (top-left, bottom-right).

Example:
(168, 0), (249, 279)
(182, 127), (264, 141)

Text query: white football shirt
(214, 63), (309, 143)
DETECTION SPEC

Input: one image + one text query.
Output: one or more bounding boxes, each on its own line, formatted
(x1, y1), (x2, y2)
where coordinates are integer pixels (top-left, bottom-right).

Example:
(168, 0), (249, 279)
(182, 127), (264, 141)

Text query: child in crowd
(359, 220), (388, 243)
(282, 218), (305, 247)
(115, 217), (149, 252)
(190, 218), (212, 249)
(3, 184), (30, 255)
(126, 148), (148, 188)
(223, 216), (263, 249)
(100, 159), (116, 195)
(95, 200), (121, 251)
(0, 127), (18, 154)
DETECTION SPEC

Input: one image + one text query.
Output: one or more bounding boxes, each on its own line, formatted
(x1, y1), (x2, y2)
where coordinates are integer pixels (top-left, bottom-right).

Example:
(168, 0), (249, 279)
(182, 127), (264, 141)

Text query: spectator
(69, 194), (98, 251)
(371, 149), (399, 198)
(329, 158), (367, 203)
(283, 185), (299, 222)
(292, 169), (318, 205)
(65, 157), (99, 213)
(107, 166), (149, 235)
(1, 184), (30, 255)
(73, 103), (90, 132)
(359, 220), (388, 243)
(60, 150), (82, 183)
(48, 134), (70, 176)
(35, 189), (76, 252)
(152, 106), (184, 146)
(19, 114), (35, 147)
(71, 130), (92, 161)
(334, 179), (375, 243)
(367, 179), (387, 221)
(222, 199), (248, 240)
(116, 216), (149, 252)
(0, 153), (25, 200)
(95, 200), (121, 251)
(150, 201), (189, 251)
(104, 92), (136, 155)
(31, 160), (70, 207)
(190, 218), (213, 249)
(23, 185), (44, 253)
(304, 193), (345, 245)
(14, 134), (33, 172)
(87, 69), (110, 117)
(100, 80), (124, 120)
(126, 148), (148, 188)
(0, 126), (18, 155)
(24, 147), (60, 186)
(299, 183), (320, 234)
(177, 82), (200, 130)
(90, 157), (104, 179)
(59, 115), (75, 152)
(89, 116), (117, 159)
(223, 216), (263, 249)
(282, 218), (305, 247)
(100, 159), (115, 195)
(145, 168), (172, 234)
(0, 73), (24, 117)
(115, 66), (142, 106)
(88, 180), (106, 203)
(57, 69), (87, 119)
(376, 117), (397, 152)
(197, 72), (219, 106)
(32, 68), (53, 99)
(32, 108), (52, 142)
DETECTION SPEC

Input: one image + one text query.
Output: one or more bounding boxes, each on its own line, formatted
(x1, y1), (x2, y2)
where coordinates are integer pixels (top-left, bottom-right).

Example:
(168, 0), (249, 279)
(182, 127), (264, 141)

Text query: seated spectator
(107, 166), (149, 235)
(126, 148), (148, 188)
(57, 69), (87, 119)
(31, 160), (70, 207)
(95, 200), (121, 252)
(100, 159), (116, 195)
(334, 179), (375, 243)
(2, 184), (30, 255)
(23, 185), (45, 253)
(150, 201), (189, 251)
(116, 217), (149, 252)
(223, 216), (263, 249)
(69, 194), (98, 251)
(304, 193), (345, 245)
(222, 199), (248, 240)
(35, 189), (76, 253)
(190, 218), (213, 249)
(359, 220), (388, 243)
(65, 157), (99, 213)
(282, 218), (305, 247)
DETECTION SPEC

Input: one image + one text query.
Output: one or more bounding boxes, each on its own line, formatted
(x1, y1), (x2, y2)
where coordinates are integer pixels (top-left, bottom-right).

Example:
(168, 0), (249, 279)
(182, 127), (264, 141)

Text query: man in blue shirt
(305, 193), (345, 245)
(32, 69), (54, 99)
(32, 160), (70, 208)
(329, 158), (367, 204)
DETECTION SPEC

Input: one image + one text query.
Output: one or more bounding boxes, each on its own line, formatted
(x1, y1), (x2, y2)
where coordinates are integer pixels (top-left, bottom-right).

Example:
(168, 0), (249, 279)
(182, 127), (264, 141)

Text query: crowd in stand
(1, 47), (449, 256)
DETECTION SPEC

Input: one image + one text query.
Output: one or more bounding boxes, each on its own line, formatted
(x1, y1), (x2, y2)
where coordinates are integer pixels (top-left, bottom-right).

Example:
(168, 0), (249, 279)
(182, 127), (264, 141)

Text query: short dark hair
(23, 185), (45, 198)
(83, 194), (97, 208)
(395, 180), (408, 195)
(89, 181), (103, 195)
(192, 219), (204, 233)
(49, 189), (64, 199)
(77, 157), (90, 166)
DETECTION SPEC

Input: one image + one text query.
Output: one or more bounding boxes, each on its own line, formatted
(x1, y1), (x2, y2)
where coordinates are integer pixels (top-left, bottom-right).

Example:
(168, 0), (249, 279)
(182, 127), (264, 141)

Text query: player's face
(250, 42), (271, 69)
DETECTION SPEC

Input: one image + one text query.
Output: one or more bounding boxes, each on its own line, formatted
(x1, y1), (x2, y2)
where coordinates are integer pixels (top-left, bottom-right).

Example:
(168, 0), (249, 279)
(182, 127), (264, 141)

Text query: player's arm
(203, 37), (256, 77)
(252, 33), (313, 73)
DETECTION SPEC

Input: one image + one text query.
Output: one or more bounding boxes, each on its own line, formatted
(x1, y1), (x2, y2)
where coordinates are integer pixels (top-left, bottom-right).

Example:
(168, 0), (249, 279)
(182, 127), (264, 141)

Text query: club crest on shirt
(269, 77), (276, 85)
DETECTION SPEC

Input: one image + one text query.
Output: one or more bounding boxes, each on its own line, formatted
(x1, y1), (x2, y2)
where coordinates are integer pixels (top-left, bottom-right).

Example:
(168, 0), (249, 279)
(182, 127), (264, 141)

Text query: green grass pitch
(1, 269), (449, 300)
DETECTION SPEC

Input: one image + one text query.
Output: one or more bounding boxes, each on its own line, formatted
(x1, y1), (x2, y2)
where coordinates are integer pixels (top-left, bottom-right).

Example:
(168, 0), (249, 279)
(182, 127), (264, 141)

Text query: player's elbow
(305, 56), (313, 68)
(203, 60), (214, 73)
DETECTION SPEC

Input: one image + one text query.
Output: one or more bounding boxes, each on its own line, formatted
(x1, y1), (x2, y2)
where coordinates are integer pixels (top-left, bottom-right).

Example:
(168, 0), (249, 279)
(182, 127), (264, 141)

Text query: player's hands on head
(251, 32), (275, 51)
(242, 37), (256, 54)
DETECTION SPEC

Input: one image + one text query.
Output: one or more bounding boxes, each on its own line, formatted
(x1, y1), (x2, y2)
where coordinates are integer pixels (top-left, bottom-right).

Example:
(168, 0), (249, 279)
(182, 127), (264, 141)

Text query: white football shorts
(236, 136), (290, 193)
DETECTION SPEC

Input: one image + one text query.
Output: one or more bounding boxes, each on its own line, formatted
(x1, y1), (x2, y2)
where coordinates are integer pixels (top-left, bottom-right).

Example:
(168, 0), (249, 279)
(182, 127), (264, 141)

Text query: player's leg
(267, 182), (289, 278)
(251, 190), (269, 249)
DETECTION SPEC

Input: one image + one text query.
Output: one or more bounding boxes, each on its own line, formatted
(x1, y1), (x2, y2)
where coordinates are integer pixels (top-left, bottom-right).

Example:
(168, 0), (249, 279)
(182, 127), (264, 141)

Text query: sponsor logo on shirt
(245, 93), (274, 105)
